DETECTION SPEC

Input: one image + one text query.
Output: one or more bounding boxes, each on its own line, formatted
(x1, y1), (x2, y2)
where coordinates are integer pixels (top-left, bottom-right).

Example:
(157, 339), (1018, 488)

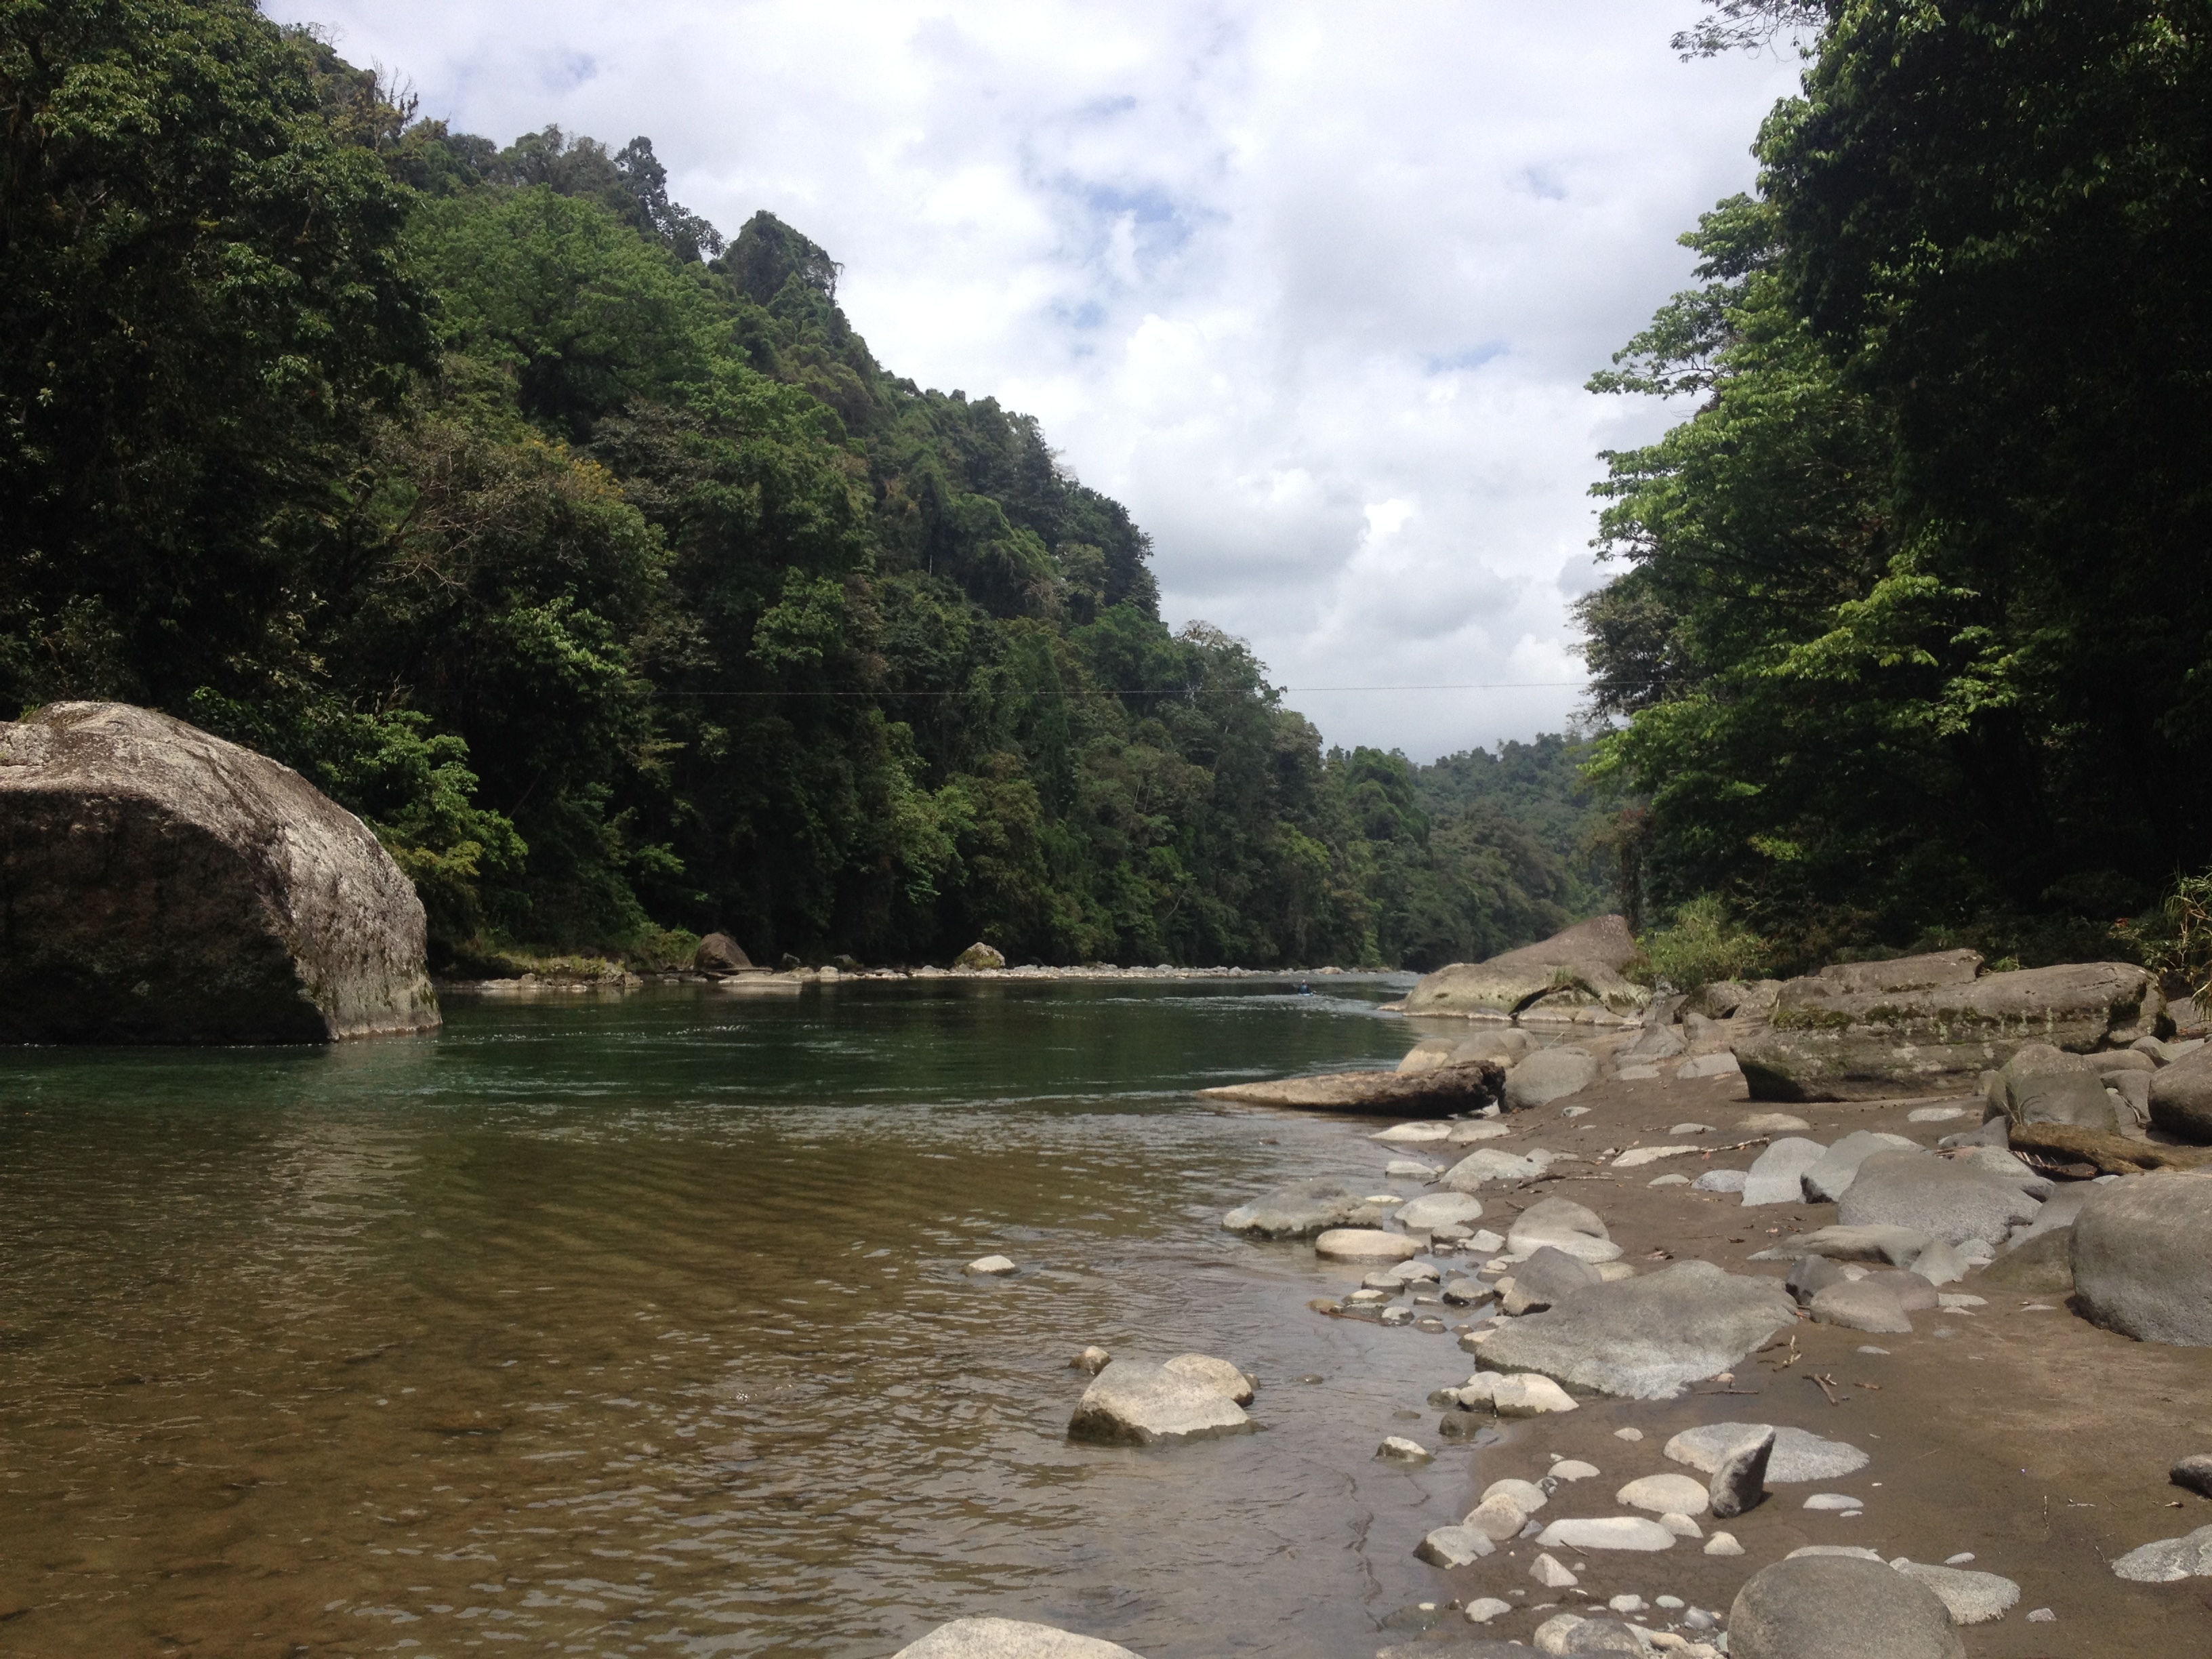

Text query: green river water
(0, 977), (1494, 1659)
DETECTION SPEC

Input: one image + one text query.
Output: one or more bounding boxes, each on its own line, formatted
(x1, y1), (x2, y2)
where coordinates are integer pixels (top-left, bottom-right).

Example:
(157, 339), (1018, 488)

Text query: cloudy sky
(272, 0), (1804, 760)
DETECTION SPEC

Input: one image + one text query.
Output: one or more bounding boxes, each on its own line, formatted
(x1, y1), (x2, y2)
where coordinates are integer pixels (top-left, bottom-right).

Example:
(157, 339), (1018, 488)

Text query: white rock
(1315, 1229), (1421, 1262)
(1448, 1121), (1516, 1142)
(1373, 1122), (1456, 1142)
(1804, 1492), (1864, 1511)
(1492, 1374), (1580, 1416)
(1618, 1063), (1662, 1081)
(1907, 1105), (1971, 1123)
(1397, 1192), (1486, 1230)
(1614, 1145), (1702, 1168)
(1482, 1477), (1549, 1515)
(1466, 1229), (1507, 1252)
(1385, 1158), (1438, 1177)
(1160, 1353), (1254, 1405)
(1377, 1435), (1432, 1462)
(1536, 1515), (1678, 1551)
(1560, 1104), (1593, 1117)
(1529, 1552), (1580, 1589)
(1674, 1122), (1717, 1134)
(1660, 1512), (1704, 1538)
(1551, 1459), (1601, 1481)
(2026, 1607), (2055, 1622)
(1609, 1595), (1647, 1614)
(1694, 1169), (1749, 1193)
(1462, 1597), (1513, 1624)
(2112, 1523), (2212, 1582)
(1615, 1427), (1645, 1441)
(964, 1254), (1019, 1275)
(1617, 1473), (1711, 1516)
(892, 1618), (1141, 1659)
(1068, 1361), (1254, 1446)
(1414, 1525), (1495, 1568)
(1439, 1147), (1545, 1191)
(1649, 1174), (1692, 1187)
(1463, 1492), (1533, 1541)
(1387, 1259), (1443, 1284)
(1788, 1545), (1884, 1561)
(1704, 1532), (1744, 1556)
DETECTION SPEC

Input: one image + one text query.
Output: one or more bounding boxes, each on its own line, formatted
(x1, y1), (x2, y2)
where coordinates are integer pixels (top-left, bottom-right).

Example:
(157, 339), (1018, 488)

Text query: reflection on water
(0, 979), (1502, 1658)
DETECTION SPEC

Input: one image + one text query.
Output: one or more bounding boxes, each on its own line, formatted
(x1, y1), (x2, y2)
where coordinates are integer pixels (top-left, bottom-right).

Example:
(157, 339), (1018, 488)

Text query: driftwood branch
(2006, 1121), (2212, 1176)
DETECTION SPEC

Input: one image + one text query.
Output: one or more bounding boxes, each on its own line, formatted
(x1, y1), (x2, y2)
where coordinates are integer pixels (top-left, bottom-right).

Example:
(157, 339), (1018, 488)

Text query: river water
(0, 977), (1503, 1659)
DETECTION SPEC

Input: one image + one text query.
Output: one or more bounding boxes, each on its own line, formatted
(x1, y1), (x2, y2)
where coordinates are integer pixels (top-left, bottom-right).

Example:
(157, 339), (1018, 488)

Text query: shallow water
(0, 978), (1501, 1659)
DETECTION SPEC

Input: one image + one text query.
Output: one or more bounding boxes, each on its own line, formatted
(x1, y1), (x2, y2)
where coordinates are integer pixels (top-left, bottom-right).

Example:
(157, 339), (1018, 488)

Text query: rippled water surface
(0, 977), (1500, 1659)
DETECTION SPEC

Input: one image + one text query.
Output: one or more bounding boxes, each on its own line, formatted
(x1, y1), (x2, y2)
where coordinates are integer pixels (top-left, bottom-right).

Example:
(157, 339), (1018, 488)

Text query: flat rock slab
(1067, 1360), (1254, 1446)
(1534, 1516), (1677, 1551)
(1315, 1228), (1422, 1263)
(1199, 1065), (1499, 1115)
(1836, 1149), (2040, 1248)
(1728, 1555), (1965, 1659)
(0, 701), (438, 1043)
(1397, 1193), (1485, 1230)
(894, 1620), (1144, 1659)
(1809, 1279), (1913, 1334)
(1752, 1225), (1931, 1266)
(1889, 1560), (2021, 1623)
(1734, 960), (2159, 1102)
(2071, 1172), (2212, 1345)
(1221, 1179), (1376, 1239)
(1475, 1260), (1796, 1400)
(1664, 1424), (1870, 1484)
(2112, 1523), (2212, 1582)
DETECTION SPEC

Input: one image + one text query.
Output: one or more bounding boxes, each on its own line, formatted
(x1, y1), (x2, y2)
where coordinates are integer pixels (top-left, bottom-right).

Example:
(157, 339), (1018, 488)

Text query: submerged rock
(0, 701), (437, 1044)
(1221, 1178), (1373, 1239)
(1475, 1260), (1796, 1399)
(893, 1619), (1143, 1659)
(1067, 1360), (1254, 1446)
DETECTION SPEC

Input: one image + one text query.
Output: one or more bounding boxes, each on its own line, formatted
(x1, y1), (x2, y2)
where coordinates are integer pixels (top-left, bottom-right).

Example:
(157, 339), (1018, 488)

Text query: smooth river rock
(1835, 1149), (2040, 1248)
(1475, 1260), (1796, 1399)
(1740, 1137), (1828, 1206)
(1067, 1360), (1254, 1446)
(2070, 1172), (2212, 1345)
(2150, 1046), (2212, 1143)
(1501, 1246), (1602, 1315)
(1616, 1473), (1709, 1517)
(0, 701), (438, 1043)
(1439, 1147), (1544, 1192)
(1888, 1560), (2021, 1623)
(1198, 1064), (1500, 1115)
(1160, 1353), (1254, 1404)
(1508, 1195), (1622, 1263)
(1809, 1279), (1914, 1334)
(1728, 1555), (1964, 1659)
(1802, 1131), (1921, 1203)
(1315, 1229), (1422, 1263)
(2111, 1523), (2212, 1582)
(1397, 1193), (1485, 1231)
(894, 1620), (1143, 1659)
(1504, 1046), (1599, 1110)
(1534, 1516), (1677, 1552)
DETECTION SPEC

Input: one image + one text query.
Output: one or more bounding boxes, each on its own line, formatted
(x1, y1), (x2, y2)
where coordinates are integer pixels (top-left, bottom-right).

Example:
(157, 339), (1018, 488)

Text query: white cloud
(279, 0), (1803, 759)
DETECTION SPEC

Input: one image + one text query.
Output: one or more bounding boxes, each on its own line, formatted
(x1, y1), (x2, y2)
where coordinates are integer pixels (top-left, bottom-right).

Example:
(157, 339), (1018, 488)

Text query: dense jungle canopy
(0, 0), (1597, 971)
(1584, 0), (2212, 975)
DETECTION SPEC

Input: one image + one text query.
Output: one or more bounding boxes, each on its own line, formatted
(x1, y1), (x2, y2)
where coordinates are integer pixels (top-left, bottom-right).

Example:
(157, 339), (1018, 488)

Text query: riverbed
(0, 976), (1504, 1659)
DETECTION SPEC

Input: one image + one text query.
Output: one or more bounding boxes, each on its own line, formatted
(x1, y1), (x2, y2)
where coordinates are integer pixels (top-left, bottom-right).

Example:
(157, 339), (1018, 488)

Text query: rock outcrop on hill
(0, 702), (438, 1044)
(1732, 953), (2161, 1101)
(1397, 915), (1647, 1023)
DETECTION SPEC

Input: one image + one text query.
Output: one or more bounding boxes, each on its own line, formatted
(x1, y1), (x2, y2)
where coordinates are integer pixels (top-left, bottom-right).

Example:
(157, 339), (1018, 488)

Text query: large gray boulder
(1802, 1131), (1921, 1202)
(1835, 1149), (2041, 1248)
(1727, 1555), (1964, 1659)
(2150, 1046), (2212, 1143)
(1477, 1259), (1796, 1399)
(2071, 1173), (2212, 1345)
(1733, 960), (2162, 1101)
(1067, 1359), (1255, 1446)
(1504, 1046), (1598, 1109)
(2111, 1523), (2212, 1582)
(1501, 1244), (1601, 1314)
(1740, 1136), (1828, 1206)
(1399, 915), (1647, 1022)
(893, 1620), (1143, 1659)
(0, 701), (437, 1044)
(1990, 1042), (2118, 1132)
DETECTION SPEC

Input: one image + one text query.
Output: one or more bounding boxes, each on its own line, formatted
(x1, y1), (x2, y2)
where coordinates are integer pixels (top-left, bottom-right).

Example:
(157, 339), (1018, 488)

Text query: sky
(270, 0), (1806, 762)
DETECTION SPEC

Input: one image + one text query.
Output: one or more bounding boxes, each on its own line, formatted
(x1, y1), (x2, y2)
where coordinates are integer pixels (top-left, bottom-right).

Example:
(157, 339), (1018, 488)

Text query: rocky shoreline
(896, 941), (2212, 1659)
(443, 962), (1393, 993)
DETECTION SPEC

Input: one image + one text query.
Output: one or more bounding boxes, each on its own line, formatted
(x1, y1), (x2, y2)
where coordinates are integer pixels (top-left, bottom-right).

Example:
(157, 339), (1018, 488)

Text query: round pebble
(1615, 1427), (1645, 1441)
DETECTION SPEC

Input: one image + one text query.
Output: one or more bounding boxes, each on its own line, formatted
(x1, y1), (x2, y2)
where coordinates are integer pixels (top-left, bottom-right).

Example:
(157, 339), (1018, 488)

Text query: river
(0, 977), (1497, 1659)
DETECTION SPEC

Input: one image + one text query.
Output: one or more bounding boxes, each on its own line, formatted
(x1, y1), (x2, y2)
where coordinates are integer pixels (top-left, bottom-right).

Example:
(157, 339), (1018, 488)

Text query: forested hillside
(1582, 0), (2212, 977)
(0, 0), (1585, 972)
